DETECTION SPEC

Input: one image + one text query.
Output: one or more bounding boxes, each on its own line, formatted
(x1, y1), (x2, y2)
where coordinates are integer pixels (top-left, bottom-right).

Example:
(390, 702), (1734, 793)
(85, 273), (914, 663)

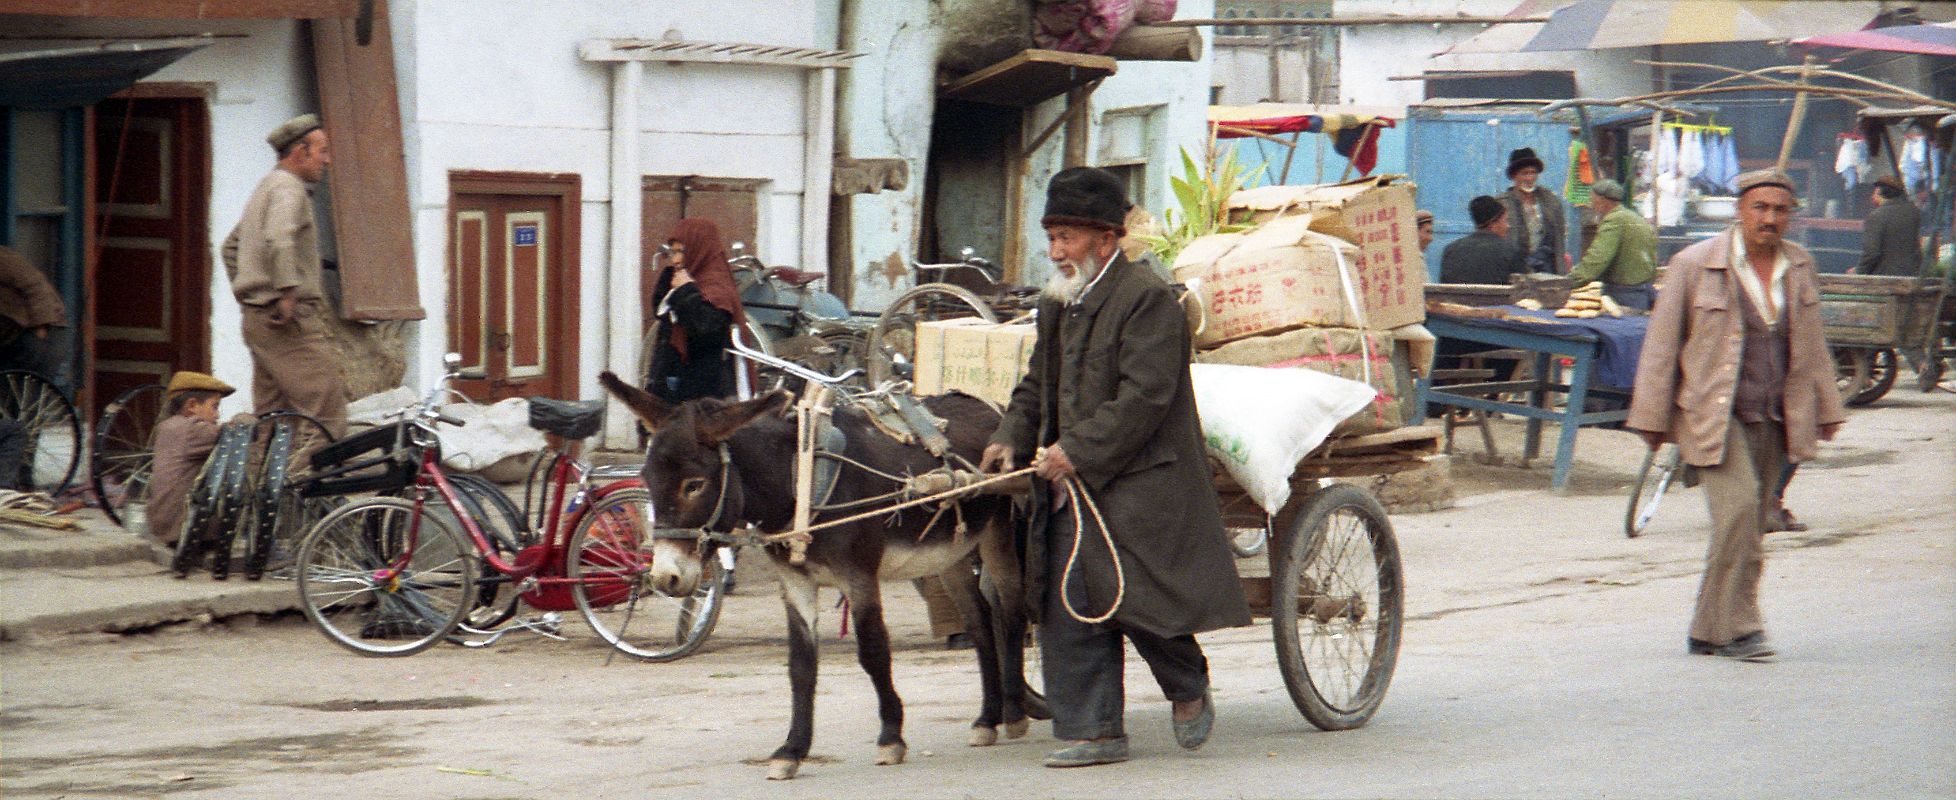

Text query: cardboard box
(1226, 176), (1427, 331)
(911, 317), (1038, 406)
(1172, 216), (1365, 348)
(1194, 326), (1404, 436)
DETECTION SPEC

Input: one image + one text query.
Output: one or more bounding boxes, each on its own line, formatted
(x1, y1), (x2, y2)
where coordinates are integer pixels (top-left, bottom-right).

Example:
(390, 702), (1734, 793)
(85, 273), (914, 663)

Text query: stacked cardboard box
(909, 317), (1038, 406)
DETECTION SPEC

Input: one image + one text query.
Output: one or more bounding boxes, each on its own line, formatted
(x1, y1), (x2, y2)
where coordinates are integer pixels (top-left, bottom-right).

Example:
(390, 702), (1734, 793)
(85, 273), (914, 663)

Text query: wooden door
(90, 94), (210, 416)
(447, 173), (580, 403)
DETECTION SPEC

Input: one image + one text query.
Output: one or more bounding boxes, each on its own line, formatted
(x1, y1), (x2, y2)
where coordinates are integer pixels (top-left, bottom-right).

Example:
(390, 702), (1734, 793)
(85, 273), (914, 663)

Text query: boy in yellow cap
(147, 372), (234, 547)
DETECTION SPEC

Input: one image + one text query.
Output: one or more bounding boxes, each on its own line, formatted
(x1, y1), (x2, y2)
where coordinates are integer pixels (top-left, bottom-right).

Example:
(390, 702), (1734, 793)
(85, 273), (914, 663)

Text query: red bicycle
(293, 354), (730, 658)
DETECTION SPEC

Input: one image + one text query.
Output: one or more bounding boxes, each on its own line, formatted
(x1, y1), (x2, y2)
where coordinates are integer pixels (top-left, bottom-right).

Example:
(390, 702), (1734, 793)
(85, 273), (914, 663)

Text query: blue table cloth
(1432, 306), (1649, 388)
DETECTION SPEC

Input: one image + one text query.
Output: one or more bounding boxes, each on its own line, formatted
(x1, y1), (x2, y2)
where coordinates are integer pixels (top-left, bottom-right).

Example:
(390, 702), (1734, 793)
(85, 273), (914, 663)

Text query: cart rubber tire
(1271, 483), (1403, 731)
(1834, 348), (1872, 404)
(295, 496), (478, 657)
(568, 486), (727, 662)
(1847, 348), (1898, 406)
(866, 283), (998, 387)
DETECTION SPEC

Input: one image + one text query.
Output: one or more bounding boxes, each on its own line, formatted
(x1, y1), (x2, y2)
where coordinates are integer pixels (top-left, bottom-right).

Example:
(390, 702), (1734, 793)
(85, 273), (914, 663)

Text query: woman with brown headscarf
(645, 218), (746, 402)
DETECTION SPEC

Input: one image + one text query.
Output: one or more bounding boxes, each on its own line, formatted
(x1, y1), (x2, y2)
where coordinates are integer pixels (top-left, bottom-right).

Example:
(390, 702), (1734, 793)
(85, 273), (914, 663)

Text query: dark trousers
(1040, 512), (1209, 741)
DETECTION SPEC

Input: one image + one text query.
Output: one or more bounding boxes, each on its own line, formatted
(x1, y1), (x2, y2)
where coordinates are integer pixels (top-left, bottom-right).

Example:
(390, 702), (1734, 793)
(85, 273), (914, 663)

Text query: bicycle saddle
(527, 398), (604, 440)
(769, 267), (827, 287)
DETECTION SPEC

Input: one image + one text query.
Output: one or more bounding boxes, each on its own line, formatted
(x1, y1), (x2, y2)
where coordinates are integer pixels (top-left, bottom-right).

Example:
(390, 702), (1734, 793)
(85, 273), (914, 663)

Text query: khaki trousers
(913, 576), (967, 640)
(241, 301), (348, 440)
(1689, 417), (1785, 645)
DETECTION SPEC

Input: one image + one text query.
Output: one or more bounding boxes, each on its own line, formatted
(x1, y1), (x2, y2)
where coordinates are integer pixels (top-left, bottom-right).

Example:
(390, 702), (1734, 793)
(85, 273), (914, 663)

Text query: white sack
(346, 386), (419, 427)
(435, 397), (548, 474)
(1191, 363), (1378, 516)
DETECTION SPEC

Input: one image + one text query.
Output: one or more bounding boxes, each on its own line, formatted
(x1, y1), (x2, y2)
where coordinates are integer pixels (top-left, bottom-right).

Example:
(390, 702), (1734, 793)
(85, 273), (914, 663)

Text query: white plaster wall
(398, 0), (825, 398)
(836, 0), (944, 309)
(25, 17), (317, 418)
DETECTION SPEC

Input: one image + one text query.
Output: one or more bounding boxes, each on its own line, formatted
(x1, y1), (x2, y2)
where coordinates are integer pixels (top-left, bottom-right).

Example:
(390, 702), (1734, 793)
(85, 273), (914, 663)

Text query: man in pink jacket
(1627, 169), (1847, 662)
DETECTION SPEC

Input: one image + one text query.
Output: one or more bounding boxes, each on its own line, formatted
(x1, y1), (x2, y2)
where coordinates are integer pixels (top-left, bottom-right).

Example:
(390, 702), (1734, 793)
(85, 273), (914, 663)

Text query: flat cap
(165, 371), (236, 397)
(1415, 209), (1435, 225)
(1734, 168), (1797, 198)
(266, 113), (322, 153)
(1591, 179), (1626, 202)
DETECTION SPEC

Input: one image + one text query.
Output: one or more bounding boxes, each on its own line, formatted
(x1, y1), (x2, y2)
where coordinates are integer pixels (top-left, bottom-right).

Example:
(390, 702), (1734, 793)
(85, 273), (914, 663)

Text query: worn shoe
(945, 632), (974, 650)
(1690, 632), (1775, 661)
(1765, 509), (1809, 533)
(1043, 737), (1129, 768)
(1172, 690), (1215, 751)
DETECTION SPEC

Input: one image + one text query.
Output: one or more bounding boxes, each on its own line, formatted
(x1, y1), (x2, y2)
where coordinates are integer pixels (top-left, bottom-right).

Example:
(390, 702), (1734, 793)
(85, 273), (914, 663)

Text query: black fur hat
(1041, 167), (1129, 233)
(1469, 195), (1506, 228)
(1506, 147), (1545, 178)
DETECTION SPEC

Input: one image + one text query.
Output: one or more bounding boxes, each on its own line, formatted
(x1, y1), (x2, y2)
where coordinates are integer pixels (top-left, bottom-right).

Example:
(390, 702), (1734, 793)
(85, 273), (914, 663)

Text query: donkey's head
(599, 372), (790, 595)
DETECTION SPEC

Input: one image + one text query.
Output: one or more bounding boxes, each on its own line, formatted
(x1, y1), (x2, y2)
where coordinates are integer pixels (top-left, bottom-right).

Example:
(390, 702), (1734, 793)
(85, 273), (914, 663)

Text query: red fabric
(666, 218), (746, 359)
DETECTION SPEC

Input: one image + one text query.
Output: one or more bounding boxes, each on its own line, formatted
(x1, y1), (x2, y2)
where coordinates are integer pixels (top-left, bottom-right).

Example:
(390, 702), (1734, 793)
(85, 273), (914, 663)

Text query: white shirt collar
(1729, 229), (1789, 324)
(1069, 249), (1120, 307)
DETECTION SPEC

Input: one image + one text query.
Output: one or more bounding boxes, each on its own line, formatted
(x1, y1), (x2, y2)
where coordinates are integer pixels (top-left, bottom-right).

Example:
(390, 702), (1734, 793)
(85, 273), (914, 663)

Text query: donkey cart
(1210, 427), (1421, 731)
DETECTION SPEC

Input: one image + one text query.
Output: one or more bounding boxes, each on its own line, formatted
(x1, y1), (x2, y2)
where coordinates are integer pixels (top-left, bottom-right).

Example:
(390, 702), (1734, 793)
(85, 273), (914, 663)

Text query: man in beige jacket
(223, 114), (347, 438)
(1627, 169), (1847, 662)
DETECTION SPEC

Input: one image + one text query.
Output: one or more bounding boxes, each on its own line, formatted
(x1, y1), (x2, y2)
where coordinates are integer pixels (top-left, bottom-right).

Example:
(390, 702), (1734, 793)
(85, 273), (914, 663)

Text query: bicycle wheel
(1272, 483), (1402, 731)
(1847, 348), (1898, 406)
(1624, 444), (1682, 539)
(91, 383), (165, 529)
(172, 422), (251, 578)
(567, 486), (726, 661)
(295, 496), (478, 657)
(866, 283), (998, 387)
(0, 369), (81, 494)
(444, 473), (530, 629)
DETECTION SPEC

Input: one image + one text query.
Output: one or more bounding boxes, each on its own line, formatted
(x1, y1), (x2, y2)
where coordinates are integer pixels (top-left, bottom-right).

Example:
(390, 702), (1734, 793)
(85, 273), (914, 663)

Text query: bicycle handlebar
(729, 335), (864, 387)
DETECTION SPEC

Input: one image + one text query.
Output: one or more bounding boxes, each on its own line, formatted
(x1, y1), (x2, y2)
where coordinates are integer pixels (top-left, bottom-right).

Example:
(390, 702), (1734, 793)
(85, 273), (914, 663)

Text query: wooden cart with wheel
(1819, 274), (1945, 406)
(1215, 426), (1433, 730)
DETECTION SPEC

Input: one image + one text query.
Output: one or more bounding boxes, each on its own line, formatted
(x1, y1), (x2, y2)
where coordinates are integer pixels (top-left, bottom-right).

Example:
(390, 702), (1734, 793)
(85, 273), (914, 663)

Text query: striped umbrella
(1794, 21), (1956, 57)
(1522, 0), (1880, 51)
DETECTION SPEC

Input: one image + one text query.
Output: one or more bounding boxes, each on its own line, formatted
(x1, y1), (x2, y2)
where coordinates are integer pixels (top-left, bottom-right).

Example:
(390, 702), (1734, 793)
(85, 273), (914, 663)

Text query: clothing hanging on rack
(1678, 127), (1705, 181)
(1836, 133), (1869, 191)
(1901, 131), (1930, 195)
(1712, 132), (1741, 194)
(1566, 138), (1595, 206)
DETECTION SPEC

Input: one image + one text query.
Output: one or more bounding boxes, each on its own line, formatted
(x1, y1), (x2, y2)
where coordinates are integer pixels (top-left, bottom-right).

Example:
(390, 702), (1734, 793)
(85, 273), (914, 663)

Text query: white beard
(1041, 260), (1095, 303)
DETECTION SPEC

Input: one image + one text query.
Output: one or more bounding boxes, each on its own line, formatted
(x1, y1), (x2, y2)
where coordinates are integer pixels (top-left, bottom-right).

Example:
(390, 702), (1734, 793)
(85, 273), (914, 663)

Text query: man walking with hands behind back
(1627, 169), (1846, 662)
(981, 167), (1250, 768)
(223, 114), (347, 439)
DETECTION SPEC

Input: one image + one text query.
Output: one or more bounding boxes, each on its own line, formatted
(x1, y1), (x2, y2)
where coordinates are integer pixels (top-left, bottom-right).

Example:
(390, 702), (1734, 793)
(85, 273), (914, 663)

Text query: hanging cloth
(1715, 132), (1742, 194)
(1836, 134), (1867, 192)
(1566, 139), (1595, 206)
(1901, 131), (1930, 195)
(1656, 126), (1680, 176)
(1678, 127), (1705, 180)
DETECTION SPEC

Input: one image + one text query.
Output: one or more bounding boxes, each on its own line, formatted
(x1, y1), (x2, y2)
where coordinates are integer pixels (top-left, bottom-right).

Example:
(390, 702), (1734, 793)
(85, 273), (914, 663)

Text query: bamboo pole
(1161, 15), (1547, 27)
(1777, 55), (1817, 172)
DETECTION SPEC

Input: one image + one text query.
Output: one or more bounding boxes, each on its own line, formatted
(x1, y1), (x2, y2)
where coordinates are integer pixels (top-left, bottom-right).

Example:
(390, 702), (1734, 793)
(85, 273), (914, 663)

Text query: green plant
(1135, 145), (1264, 267)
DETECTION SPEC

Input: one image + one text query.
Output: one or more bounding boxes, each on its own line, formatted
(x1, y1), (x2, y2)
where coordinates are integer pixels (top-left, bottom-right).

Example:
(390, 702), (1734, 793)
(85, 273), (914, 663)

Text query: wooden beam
(1105, 25), (1202, 61)
(1063, 84), (1091, 168)
(7, 0), (359, 18)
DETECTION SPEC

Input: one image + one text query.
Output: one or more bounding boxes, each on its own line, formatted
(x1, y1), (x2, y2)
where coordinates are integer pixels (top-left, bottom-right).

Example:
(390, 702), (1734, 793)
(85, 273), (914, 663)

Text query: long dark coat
(992, 255), (1252, 638)
(1858, 197), (1922, 276)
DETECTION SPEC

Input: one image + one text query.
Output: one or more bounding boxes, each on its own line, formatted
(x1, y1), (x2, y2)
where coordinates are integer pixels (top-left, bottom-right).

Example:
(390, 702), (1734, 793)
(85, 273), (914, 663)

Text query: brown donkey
(598, 372), (1040, 780)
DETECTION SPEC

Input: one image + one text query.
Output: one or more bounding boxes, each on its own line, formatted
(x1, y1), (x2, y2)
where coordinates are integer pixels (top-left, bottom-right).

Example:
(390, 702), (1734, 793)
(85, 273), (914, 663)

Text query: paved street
(3, 389), (1952, 799)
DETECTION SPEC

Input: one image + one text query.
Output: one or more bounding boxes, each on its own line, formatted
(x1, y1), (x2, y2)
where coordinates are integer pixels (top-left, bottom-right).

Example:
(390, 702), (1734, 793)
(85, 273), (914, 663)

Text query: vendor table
(1416, 308), (1648, 492)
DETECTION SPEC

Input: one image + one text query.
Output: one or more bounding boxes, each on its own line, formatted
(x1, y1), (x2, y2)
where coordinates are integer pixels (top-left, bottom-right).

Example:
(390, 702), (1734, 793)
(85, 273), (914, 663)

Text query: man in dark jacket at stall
(982, 167), (1251, 769)
(1440, 196), (1525, 285)
(1500, 147), (1567, 273)
(1852, 176), (1922, 276)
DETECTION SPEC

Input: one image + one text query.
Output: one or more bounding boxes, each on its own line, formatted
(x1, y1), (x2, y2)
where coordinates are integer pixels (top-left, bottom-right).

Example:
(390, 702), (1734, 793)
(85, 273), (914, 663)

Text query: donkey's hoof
(766, 759), (800, 780)
(1004, 717), (1032, 740)
(875, 742), (907, 765)
(969, 725), (998, 747)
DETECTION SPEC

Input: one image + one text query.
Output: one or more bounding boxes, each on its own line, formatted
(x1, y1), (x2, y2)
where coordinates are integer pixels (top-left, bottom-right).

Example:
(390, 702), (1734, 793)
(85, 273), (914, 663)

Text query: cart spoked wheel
(239, 412), (337, 580)
(0, 369), (81, 495)
(1834, 348), (1873, 404)
(1847, 348), (1898, 406)
(91, 383), (165, 530)
(1625, 443), (1683, 539)
(172, 422), (253, 578)
(1271, 483), (1403, 731)
(866, 283), (998, 387)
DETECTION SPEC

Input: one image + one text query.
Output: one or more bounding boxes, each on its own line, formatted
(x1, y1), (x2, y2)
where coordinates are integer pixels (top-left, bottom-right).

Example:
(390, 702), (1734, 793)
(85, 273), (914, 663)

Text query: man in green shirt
(1569, 179), (1658, 310)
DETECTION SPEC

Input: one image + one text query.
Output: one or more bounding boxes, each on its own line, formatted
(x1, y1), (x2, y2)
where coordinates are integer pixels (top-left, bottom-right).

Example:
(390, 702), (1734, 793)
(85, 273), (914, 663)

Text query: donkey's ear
(696, 390), (792, 444)
(599, 371), (672, 431)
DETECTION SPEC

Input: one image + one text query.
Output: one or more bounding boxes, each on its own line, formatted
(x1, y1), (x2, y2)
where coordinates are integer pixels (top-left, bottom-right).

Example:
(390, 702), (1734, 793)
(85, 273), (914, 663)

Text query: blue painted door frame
(0, 105), (87, 393)
(1406, 109), (1577, 280)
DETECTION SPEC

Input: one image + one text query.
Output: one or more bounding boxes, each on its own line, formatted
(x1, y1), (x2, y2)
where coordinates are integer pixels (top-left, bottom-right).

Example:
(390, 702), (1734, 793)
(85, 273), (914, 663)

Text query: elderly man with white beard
(982, 167), (1251, 768)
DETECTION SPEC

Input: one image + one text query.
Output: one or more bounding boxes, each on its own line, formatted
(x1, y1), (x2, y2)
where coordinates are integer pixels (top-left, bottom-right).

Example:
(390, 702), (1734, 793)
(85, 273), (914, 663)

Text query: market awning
(1793, 21), (1956, 57)
(1522, 0), (1880, 51)
(0, 37), (212, 109)
(1208, 103), (1398, 139)
(939, 49), (1116, 107)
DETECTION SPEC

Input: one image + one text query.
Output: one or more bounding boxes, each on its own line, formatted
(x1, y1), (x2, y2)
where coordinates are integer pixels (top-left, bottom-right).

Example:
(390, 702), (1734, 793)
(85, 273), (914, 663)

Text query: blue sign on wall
(513, 224), (539, 246)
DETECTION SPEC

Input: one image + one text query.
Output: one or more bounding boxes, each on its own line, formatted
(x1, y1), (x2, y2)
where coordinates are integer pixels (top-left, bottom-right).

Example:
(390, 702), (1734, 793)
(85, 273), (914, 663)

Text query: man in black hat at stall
(1440, 196), (1525, 285)
(981, 167), (1250, 769)
(1498, 147), (1568, 273)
